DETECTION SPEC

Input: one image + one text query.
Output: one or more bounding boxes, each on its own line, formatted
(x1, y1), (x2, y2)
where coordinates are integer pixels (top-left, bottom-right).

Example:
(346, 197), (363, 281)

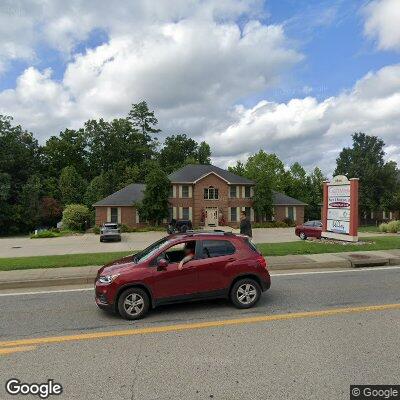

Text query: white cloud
(0, 10), (302, 138)
(363, 0), (400, 51)
(207, 64), (400, 172)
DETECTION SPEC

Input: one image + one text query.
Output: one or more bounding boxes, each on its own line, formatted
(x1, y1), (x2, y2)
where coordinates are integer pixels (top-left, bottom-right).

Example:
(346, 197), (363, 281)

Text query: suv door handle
(227, 258), (235, 262)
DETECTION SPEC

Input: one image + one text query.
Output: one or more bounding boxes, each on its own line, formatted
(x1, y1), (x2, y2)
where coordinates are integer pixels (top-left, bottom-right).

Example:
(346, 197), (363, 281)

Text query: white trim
(172, 185), (177, 198)
(322, 231), (358, 242)
(383, 211), (386, 219)
(242, 186), (245, 198)
(250, 208), (254, 222)
(189, 207), (192, 221)
(173, 207), (177, 219)
(107, 207), (111, 221)
(250, 186), (254, 197)
(192, 171), (230, 184)
(390, 211), (393, 220)
(228, 207), (232, 222)
(371, 211), (374, 219)
(293, 207), (297, 222)
(117, 207), (121, 224)
(135, 209), (140, 224)
(189, 186), (193, 198)
(179, 207), (183, 219)
(179, 185), (183, 198)
(285, 207), (288, 218)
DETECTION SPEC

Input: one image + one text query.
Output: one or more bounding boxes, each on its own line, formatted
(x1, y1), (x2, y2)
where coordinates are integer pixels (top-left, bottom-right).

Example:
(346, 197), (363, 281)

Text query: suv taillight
(257, 255), (267, 269)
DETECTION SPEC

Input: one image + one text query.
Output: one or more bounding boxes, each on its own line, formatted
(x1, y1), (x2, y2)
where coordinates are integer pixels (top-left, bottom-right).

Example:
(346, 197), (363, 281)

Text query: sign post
(322, 175), (359, 242)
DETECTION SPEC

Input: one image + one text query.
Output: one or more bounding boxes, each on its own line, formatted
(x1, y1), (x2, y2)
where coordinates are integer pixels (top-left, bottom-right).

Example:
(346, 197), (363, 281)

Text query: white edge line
(0, 265), (400, 297)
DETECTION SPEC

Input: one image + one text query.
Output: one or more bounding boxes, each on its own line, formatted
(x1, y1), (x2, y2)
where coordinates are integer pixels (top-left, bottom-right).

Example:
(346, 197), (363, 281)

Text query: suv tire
(118, 288), (150, 320)
(230, 278), (261, 309)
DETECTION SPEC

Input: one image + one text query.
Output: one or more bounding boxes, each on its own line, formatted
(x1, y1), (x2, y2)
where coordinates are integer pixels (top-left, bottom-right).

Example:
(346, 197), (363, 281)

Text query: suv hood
(98, 255), (135, 276)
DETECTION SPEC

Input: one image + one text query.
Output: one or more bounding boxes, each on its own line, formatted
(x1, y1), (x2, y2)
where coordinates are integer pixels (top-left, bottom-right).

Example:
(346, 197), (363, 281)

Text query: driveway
(0, 228), (377, 258)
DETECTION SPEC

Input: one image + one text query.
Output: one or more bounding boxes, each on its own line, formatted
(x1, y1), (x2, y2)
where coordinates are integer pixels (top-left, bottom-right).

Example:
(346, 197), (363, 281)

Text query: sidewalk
(1, 249), (400, 290)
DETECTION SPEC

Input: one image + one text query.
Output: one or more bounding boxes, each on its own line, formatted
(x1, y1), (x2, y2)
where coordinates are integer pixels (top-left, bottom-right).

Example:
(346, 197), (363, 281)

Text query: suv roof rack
(175, 229), (236, 236)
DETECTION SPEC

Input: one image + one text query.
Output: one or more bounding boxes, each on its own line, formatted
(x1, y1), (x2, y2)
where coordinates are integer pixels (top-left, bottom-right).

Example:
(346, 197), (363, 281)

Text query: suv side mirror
(157, 258), (168, 270)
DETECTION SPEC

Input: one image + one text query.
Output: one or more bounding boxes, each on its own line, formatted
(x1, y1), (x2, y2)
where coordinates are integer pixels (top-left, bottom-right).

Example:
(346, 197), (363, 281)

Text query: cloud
(207, 64), (400, 172)
(0, 11), (302, 138)
(363, 0), (400, 51)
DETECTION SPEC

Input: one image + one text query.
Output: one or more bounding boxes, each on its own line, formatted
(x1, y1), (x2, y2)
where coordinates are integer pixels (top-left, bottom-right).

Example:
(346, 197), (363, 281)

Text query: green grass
(0, 251), (133, 271)
(358, 225), (380, 233)
(257, 236), (400, 256)
(0, 236), (399, 271)
(30, 229), (81, 239)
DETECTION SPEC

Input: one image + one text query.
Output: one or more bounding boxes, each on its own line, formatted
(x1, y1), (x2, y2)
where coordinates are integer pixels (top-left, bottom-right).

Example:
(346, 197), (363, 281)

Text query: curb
(1, 257), (400, 291)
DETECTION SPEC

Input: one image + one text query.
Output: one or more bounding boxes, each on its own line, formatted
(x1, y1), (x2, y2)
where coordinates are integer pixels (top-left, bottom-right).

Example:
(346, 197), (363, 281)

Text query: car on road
(95, 231), (270, 319)
(99, 223), (121, 242)
(295, 220), (322, 240)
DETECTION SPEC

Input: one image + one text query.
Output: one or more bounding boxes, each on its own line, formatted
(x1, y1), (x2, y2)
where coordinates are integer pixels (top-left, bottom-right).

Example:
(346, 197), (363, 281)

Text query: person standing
(239, 210), (252, 237)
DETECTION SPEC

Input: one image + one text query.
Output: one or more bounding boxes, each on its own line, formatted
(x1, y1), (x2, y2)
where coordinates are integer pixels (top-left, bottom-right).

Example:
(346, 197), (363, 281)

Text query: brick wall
(95, 206), (138, 227)
(274, 205), (304, 225)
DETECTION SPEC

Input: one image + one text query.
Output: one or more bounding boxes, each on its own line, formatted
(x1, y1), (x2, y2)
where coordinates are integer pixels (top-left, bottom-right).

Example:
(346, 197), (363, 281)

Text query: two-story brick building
(94, 164), (306, 228)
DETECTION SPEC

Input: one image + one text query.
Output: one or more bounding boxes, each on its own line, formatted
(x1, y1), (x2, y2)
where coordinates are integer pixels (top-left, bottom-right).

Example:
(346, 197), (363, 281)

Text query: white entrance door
(205, 208), (218, 226)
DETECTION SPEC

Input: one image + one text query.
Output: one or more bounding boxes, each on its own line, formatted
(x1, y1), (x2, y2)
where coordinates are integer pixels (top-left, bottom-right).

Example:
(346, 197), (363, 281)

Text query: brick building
(94, 164), (306, 228)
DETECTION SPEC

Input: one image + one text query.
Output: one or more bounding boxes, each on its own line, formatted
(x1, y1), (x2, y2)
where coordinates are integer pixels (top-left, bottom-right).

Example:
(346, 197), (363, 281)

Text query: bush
(120, 224), (166, 233)
(92, 226), (100, 235)
(386, 220), (400, 233)
(379, 223), (388, 233)
(62, 204), (91, 231)
(30, 230), (60, 239)
(252, 221), (289, 228)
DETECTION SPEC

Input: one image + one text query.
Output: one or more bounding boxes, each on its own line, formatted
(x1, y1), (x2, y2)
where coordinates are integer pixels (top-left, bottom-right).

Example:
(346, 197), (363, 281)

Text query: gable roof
(273, 191), (307, 206)
(93, 183), (145, 206)
(168, 164), (254, 185)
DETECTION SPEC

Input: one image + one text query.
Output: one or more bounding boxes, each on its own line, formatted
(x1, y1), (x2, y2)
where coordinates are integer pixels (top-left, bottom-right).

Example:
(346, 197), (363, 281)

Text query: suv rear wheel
(118, 288), (150, 320)
(230, 278), (261, 309)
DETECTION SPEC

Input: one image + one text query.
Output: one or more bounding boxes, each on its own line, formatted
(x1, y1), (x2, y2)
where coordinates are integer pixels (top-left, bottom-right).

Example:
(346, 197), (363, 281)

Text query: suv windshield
(133, 237), (173, 263)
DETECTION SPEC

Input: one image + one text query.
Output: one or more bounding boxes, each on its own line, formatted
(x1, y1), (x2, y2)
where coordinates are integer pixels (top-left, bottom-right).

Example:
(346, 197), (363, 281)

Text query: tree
(62, 204), (91, 231)
(228, 161), (246, 176)
(305, 167), (325, 220)
(84, 175), (109, 208)
(159, 134), (199, 173)
(40, 197), (62, 227)
(136, 164), (170, 225)
(18, 175), (42, 231)
(59, 166), (86, 205)
(128, 101), (161, 136)
(285, 162), (308, 201)
(197, 142), (211, 164)
(334, 133), (398, 216)
(253, 174), (273, 222)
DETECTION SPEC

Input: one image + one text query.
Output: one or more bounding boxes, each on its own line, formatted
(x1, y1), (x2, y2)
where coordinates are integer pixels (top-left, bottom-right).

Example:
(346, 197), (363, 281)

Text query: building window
(230, 207), (237, 222)
(169, 186), (173, 198)
(244, 186), (251, 198)
(287, 206), (294, 221)
(182, 207), (190, 220)
(182, 185), (189, 198)
(110, 207), (118, 223)
(230, 186), (237, 198)
(204, 186), (219, 200)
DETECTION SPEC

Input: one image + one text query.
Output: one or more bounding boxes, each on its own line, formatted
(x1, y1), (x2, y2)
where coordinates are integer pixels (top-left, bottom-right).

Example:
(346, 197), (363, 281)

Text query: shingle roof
(93, 183), (145, 206)
(168, 164), (254, 184)
(273, 191), (307, 206)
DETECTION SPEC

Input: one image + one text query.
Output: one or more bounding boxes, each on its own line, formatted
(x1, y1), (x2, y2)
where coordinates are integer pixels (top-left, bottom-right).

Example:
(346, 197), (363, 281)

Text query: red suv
(95, 231), (270, 319)
(295, 220), (323, 240)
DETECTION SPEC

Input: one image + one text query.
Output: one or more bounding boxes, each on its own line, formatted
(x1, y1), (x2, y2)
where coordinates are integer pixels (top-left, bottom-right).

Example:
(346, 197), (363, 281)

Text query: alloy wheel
(237, 283), (257, 305)
(123, 293), (145, 316)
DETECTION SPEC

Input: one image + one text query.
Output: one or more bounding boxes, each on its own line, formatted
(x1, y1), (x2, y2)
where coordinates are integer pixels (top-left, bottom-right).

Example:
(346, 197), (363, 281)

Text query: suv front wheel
(118, 288), (150, 320)
(230, 278), (261, 309)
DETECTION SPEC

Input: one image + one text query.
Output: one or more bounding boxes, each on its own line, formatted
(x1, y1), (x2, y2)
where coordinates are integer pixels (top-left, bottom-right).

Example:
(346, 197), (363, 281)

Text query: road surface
(1, 266), (399, 399)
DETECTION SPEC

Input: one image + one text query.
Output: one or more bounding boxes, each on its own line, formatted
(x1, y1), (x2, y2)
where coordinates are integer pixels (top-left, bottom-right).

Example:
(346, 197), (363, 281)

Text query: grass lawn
(358, 225), (380, 233)
(0, 236), (399, 271)
(257, 236), (400, 256)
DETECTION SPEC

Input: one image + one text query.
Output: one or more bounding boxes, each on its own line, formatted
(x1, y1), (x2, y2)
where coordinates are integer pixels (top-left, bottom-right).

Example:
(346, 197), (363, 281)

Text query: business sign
(327, 208), (350, 221)
(322, 175), (359, 242)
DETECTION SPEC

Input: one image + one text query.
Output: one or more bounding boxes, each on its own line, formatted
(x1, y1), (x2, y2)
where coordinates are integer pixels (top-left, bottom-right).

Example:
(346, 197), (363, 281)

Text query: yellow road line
(1, 303), (399, 348)
(0, 346), (37, 355)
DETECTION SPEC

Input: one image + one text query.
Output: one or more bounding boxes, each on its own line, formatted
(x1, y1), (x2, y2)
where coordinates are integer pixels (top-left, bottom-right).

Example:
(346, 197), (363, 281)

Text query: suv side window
(201, 240), (235, 258)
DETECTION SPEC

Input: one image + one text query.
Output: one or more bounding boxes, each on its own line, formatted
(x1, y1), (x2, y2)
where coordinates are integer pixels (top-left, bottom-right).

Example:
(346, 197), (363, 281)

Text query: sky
(0, 0), (399, 175)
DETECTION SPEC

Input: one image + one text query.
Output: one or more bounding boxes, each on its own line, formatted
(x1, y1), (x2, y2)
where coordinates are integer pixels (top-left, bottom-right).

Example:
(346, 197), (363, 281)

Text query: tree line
(1, 99), (399, 234)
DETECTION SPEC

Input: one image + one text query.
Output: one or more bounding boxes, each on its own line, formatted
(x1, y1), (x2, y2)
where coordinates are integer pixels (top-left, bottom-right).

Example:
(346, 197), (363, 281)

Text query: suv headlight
(98, 274), (120, 284)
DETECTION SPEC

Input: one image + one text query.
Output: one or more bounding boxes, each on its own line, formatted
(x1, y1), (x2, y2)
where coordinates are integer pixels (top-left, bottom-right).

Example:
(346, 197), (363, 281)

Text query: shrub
(62, 204), (91, 231)
(378, 223), (388, 233)
(30, 230), (60, 239)
(252, 221), (289, 228)
(92, 226), (100, 235)
(386, 220), (400, 233)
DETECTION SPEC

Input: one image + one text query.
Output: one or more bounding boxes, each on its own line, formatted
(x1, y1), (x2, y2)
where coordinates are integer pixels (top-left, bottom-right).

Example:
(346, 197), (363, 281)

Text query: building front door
(205, 207), (219, 226)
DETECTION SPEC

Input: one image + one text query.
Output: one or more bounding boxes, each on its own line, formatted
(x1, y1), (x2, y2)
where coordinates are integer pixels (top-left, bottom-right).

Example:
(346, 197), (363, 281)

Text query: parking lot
(0, 228), (304, 258)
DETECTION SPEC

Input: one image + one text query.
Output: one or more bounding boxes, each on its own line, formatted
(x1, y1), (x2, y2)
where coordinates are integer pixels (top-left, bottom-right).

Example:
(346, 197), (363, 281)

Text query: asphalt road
(1, 266), (400, 400)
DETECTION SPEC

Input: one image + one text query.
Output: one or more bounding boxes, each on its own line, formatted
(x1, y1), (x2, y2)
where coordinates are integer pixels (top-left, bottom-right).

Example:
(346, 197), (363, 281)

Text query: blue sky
(0, 0), (399, 171)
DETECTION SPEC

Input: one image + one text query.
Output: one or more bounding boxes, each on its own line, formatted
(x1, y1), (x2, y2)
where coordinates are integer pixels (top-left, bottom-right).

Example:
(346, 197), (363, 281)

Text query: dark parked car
(95, 231), (270, 319)
(167, 219), (193, 234)
(100, 223), (121, 242)
(295, 220), (322, 240)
